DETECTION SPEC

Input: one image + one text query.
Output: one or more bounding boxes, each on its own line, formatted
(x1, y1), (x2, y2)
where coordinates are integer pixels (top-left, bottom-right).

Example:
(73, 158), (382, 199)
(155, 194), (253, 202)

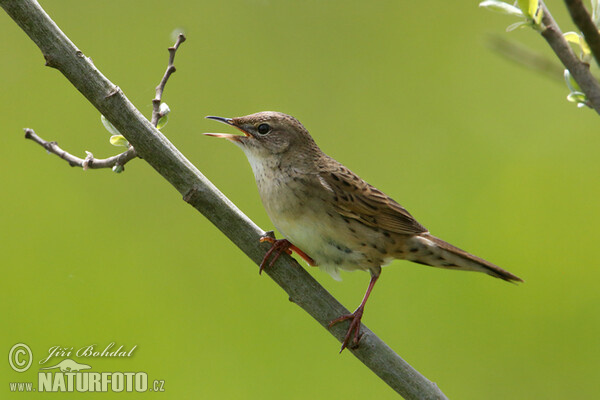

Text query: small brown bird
(205, 112), (522, 352)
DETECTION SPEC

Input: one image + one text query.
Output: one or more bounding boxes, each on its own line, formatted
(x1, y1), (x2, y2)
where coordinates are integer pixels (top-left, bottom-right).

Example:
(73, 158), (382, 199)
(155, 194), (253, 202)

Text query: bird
(205, 111), (522, 352)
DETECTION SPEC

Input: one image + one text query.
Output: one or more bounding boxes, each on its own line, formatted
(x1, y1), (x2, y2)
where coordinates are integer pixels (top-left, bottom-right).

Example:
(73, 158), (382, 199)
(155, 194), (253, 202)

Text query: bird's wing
(317, 159), (428, 235)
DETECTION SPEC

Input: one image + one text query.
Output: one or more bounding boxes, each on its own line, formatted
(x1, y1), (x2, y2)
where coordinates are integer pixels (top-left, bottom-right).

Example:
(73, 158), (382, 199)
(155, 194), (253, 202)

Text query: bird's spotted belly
(258, 171), (396, 279)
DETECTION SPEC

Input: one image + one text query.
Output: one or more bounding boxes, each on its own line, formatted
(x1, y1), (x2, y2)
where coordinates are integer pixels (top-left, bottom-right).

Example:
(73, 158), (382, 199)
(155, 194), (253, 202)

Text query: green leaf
(506, 20), (528, 32)
(479, 1), (524, 17)
(564, 70), (581, 92)
(516, 0), (542, 24)
(157, 114), (169, 129)
(528, 0), (539, 20)
(101, 115), (121, 136)
(564, 32), (581, 44)
(593, 0), (600, 28)
(112, 164), (125, 173)
(517, 0), (532, 16)
(109, 135), (128, 147)
(531, 0), (543, 25)
(563, 32), (591, 59)
(566, 92), (587, 104)
(156, 102), (170, 129)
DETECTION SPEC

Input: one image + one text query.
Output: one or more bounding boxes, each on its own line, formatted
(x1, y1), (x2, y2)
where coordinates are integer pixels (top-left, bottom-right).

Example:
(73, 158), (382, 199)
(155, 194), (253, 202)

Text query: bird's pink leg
(328, 270), (380, 352)
(259, 236), (316, 274)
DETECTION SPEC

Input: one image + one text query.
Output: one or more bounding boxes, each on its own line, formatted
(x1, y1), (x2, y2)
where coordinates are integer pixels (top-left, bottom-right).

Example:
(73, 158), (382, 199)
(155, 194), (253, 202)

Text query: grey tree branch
(564, 0), (600, 68)
(1, 1), (448, 399)
(539, 1), (600, 113)
(24, 128), (137, 170)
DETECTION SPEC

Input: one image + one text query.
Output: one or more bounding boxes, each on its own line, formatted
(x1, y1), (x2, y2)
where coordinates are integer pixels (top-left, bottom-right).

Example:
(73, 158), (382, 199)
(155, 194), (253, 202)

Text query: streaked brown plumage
(205, 111), (522, 352)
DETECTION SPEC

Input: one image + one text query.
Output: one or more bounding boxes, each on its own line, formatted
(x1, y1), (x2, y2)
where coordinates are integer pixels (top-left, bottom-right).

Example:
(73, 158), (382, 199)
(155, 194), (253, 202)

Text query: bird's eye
(257, 123), (271, 135)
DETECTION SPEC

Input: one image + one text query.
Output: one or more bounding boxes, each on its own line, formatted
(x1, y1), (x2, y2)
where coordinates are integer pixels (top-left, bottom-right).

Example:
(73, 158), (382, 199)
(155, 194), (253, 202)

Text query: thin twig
(564, 0), (600, 68)
(151, 33), (186, 127)
(24, 128), (137, 170)
(1, 1), (448, 399)
(540, 1), (600, 114)
(21, 35), (187, 171)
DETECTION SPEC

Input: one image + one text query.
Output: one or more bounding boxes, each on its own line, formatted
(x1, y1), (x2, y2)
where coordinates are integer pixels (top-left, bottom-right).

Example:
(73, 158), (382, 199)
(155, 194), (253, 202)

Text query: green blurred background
(1, 0), (599, 398)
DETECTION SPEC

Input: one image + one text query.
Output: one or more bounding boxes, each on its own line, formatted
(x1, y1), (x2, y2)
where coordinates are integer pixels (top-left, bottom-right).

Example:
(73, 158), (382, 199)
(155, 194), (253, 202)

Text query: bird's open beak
(204, 116), (251, 142)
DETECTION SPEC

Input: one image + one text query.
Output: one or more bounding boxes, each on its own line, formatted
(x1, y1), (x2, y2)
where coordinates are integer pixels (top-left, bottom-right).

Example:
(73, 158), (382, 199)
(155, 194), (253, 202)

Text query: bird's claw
(259, 237), (293, 274)
(328, 307), (365, 353)
(258, 235), (317, 274)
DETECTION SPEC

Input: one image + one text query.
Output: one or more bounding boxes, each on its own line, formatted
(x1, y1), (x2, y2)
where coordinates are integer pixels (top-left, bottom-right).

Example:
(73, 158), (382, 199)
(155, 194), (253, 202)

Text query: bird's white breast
(241, 150), (368, 280)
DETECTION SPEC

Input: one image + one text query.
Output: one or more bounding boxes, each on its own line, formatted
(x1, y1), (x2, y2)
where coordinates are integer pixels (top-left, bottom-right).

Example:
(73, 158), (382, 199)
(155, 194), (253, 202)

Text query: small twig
(24, 128), (137, 170)
(151, 33), (186, 127)
(21, 35), (187, 171)
(564, 0), (600, 68)
(540, 1), (600, 114)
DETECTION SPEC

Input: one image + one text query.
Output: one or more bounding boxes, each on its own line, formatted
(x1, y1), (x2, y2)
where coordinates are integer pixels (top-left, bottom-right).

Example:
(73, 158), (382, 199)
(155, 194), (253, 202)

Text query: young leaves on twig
(479, 0), (543, 31)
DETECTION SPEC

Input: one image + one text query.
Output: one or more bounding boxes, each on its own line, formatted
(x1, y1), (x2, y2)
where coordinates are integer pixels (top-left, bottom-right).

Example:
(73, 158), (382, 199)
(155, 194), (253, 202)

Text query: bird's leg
(259, 236), (316, 274)
(328, 268), (381, 353)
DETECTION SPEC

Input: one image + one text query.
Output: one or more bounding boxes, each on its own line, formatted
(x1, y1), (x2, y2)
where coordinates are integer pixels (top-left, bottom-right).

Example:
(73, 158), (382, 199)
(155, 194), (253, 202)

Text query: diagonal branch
(564, 0), (600, 68)
(1, 1), (448, 399)
(539, 1), (600, 114)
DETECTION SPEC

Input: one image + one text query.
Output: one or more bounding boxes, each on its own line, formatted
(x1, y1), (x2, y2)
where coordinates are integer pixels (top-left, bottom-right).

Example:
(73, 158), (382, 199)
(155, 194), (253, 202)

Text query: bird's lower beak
(203, 132), (243, 141)
(204, 116), (251, 141)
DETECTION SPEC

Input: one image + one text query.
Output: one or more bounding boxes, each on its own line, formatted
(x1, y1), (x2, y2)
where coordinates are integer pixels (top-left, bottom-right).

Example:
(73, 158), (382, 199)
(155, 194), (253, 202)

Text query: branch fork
(24, 34), (186, 172)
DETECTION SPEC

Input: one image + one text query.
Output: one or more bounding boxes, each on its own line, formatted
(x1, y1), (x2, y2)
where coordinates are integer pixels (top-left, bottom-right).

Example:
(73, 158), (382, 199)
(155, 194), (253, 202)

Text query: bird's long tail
(406, 233), (523, 282)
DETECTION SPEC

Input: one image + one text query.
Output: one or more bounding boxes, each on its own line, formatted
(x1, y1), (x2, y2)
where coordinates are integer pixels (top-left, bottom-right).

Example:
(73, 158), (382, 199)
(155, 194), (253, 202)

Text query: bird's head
(205, 111), (318, 158)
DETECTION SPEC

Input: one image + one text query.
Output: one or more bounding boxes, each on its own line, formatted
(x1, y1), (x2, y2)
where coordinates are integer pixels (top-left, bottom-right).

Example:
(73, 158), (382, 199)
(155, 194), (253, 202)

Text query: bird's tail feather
(410, 234), (523, 283)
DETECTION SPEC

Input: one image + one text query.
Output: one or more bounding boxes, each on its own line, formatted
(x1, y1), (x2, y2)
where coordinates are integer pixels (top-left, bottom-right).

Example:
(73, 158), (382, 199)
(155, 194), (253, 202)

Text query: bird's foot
(328, 306), (365, 353)
(259, 235), (316, 274)
(258, 237), (293, 274)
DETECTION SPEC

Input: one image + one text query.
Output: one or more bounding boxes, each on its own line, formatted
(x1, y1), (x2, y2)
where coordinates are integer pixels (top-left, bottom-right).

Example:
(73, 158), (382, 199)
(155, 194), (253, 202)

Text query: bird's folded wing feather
(317, 160), (428, 235)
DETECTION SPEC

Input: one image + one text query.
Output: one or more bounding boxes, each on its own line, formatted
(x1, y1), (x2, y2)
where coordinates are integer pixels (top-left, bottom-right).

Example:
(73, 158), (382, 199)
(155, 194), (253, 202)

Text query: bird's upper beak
(204, 116), (251, 142)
